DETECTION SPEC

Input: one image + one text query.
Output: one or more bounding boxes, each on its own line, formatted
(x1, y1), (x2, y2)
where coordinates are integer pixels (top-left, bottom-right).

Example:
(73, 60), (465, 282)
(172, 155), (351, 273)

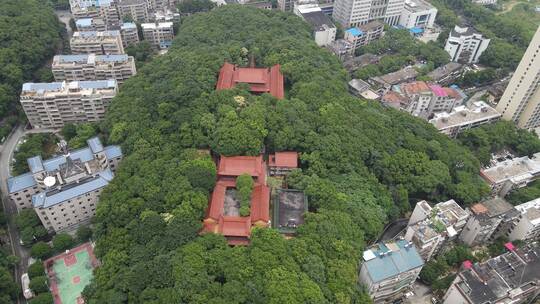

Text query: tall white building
(444, 25), (490, 64)
(52, 54), (137, 85)
(398, 0), (437, 29)
(359, 240), (424, 303)
(70, 31), (125, 55)
(332, 0), (405, 27)
(20, 80), (118, 129)
(141, 22), (174, 49)
(496, 26), (540, 129)
(8, 138), (122, 232)
(508, 198), (540, 241)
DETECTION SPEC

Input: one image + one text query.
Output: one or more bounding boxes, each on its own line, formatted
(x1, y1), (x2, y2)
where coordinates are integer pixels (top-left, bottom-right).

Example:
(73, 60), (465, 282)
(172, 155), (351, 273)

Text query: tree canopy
(85, 6), (489, 303)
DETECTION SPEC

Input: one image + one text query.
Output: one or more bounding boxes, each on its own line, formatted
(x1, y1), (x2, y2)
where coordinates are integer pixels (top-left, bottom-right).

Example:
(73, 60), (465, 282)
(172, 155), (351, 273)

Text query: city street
(0, 125), (60, 303)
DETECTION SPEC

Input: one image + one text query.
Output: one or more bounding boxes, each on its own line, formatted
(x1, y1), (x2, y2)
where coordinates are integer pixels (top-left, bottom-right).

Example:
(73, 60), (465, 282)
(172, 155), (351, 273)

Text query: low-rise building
(348, 79), (380, 99)
(426, 62), (463, 85)
(295, 4), (336, 47)
(444, 25), (490, 64)
(327, 39), (354, 59)
(268, 152), (298, 176)
(398, 0), (437, 30)
(7, 137), (122, 232)
(52, 54), (137, 85)
(460, 197), (519, 246)
(406, 200), (469, 261)
(344, 21), (384, 50)
(141, 22), (174, 49)
(508, 198), (540, 241)
(120, 22), (140, 47)
(442, 243), (540, 304)
(480, 153), (540, 196)
(429, 101), (501, 138)
(370, 66), (419, 90)
(20, 80), (118, 129)
(360, 240), (424, 303)
(216, 62), (285, 99)
(75, 18), (106, 32)
(70, 31), (125, 55)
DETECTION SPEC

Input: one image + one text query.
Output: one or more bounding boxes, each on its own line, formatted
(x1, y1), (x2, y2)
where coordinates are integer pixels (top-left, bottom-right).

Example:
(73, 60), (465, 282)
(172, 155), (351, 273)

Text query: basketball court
(44, 243), (99, 304)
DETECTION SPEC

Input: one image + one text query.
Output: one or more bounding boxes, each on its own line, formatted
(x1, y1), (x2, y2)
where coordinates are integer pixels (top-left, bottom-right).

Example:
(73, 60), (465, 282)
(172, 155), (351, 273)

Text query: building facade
(444, 25), (490, 64)
(70, 0), (120, 30)
(52, 54), (137, 85)
(20, 80), (118, 129)
(75, 18), (106, 32)
(359, 240), (424, 303)
(442, 243), (540, 304)
(429, 101), (501, 138)
(116, 0), (150, 22)
(70, 31), (125, 55)
(344, 21), (384, 50)
(398, 0), (437, 29)
(496, 27), (540, 129)
(508, 198), (540, 241)
(141, 22), (174, 49)
(332, 0), (405, 28)
(480, 153), (540, 197)
(295, 4), (337, 47)
(7, 137), (122, 232)
(120, 22), (140, 47)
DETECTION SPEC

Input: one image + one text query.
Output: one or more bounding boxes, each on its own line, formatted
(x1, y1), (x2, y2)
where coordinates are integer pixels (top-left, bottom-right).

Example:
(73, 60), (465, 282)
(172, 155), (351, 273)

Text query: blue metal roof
(32, 169), (113, 209)
(56, 54), (89, 63)
(346, 27), (364, 37)
(7, 173), (37, 193)
(121, 22), (137, 29)
(104, 145), (122, 159)
(96, 54), (128, 62)
(42, 148), (94, 172)
(410, 27), (424, 34)
(76, 18), (93, 27)
(363, 240), (424, 283)
(87, 137), (104, 153)
(27, 156), (44, 173)
(22, 83), (63, 93)
(78, 80), (117, 89)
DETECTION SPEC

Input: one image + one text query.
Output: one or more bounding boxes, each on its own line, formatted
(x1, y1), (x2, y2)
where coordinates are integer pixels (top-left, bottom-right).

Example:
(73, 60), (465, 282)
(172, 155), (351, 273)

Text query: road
(0, 125), (60, 303)
(377, 218), (408, 243)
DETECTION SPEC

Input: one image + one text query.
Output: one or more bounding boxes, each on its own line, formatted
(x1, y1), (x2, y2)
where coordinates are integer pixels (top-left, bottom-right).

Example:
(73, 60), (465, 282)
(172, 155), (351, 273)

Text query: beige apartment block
(52, 54), (136, 85)
(496, 26), (540, 129)
(120, 23), (140, 47)
(70, 31), (125, 55)
(116, 0), (150, 22)
(20, 80), (118, 129)
(141, 22), (174, 49)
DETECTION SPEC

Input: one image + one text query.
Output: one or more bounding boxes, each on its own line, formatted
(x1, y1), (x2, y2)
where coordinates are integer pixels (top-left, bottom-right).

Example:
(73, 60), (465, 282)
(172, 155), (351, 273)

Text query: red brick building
(216, 62), (285, 99)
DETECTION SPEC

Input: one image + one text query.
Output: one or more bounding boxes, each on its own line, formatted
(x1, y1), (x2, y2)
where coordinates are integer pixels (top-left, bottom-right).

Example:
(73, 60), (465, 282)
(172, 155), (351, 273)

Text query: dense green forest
(0, 0), (64, 139)
(84, 6), (489, 303)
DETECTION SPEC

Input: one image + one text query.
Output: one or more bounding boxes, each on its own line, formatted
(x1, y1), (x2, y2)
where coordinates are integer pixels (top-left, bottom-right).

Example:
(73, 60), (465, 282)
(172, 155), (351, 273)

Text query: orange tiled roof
(269, 152), (298, 168)
(401, 81), (430, 95)
(216, 62), (285, 99)
(218, 155), (266, 180)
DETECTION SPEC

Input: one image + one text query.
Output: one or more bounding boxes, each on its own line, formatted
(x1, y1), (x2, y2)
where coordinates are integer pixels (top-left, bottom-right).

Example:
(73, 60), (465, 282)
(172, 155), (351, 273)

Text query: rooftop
(273, 189), (308, 233)
(301, 10), (335, 31)
(403, 0), (437, 13)
(217, 155), (266, 180)
(401, 81), (430, 95)
(470, 196), (514, 218)
(72, 30), (120, 38)
(450, 25), (481, 38)
(54, 54), (130, 65)
(346, 27), (363, 37)
(429, 101), (501, 130)
(268, 152), (298, 168)
(481, 153), (540, 184)
(76, 18), (93, 27)
(120, 22), (137, 29)
(216, 62), (284, 99)
(141, 22), (174, 30)
(427, 62), (463, 81)
(22, 80), (117, 96)
(372, 66), (418, 86)
(515, 198), (540, 225)
(348, 79), (371, 93)
(362, 240), (424, 283)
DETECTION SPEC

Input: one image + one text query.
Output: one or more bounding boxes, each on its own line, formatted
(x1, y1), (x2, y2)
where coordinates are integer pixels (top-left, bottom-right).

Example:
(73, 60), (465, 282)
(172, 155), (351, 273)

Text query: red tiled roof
(470, 203), (488, 215)
(250, 184), (270, 225)
(401, 81), (430, 95)
(207, 179), (235, 220)
(216, 62), (284, 99)
(382, 91), (408, 106)
(269, 152), (298, 168)
(219, 216), (251, 237)
(443, 87), (461, 99)
(218, 155), (266, 180)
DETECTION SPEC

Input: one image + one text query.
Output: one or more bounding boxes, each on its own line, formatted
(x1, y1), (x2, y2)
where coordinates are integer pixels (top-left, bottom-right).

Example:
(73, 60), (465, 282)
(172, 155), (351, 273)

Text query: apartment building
(332, 0), (405, 27)
(398, 0), (437, 29)
(294, 4), (337, 47)
(116, 0), (150, 22)
(120, 23), (140, 47)
(429, 101), (501, 138)
(75, 18), (106, 32)
(20, 80), (118, 129)
(70, 31), (125, 55)
(443, 243), (540, 304)
(406, 200), (469, 261)
(508, 198), (540, 241)
(444, 25), (490, 64)
(7, 137), (122, 221)
(359, 240), (424, 303)
(70, 0), (120, 30)
(343, 20), (384, 50)
(141, 22), (174, 49)
(52, 54), (137, 85)
(460, 197), (519, 246)
(496, 26), (540, 129)
(480, 153), (540, 196)
(426, 62), (464, 85)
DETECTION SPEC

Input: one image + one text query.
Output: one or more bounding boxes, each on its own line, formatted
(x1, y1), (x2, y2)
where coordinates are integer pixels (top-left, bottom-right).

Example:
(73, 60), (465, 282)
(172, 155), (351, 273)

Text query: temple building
(203, 155), (270, 245)
(216, 62), (285, 99)
(268, 151), (298, 176)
